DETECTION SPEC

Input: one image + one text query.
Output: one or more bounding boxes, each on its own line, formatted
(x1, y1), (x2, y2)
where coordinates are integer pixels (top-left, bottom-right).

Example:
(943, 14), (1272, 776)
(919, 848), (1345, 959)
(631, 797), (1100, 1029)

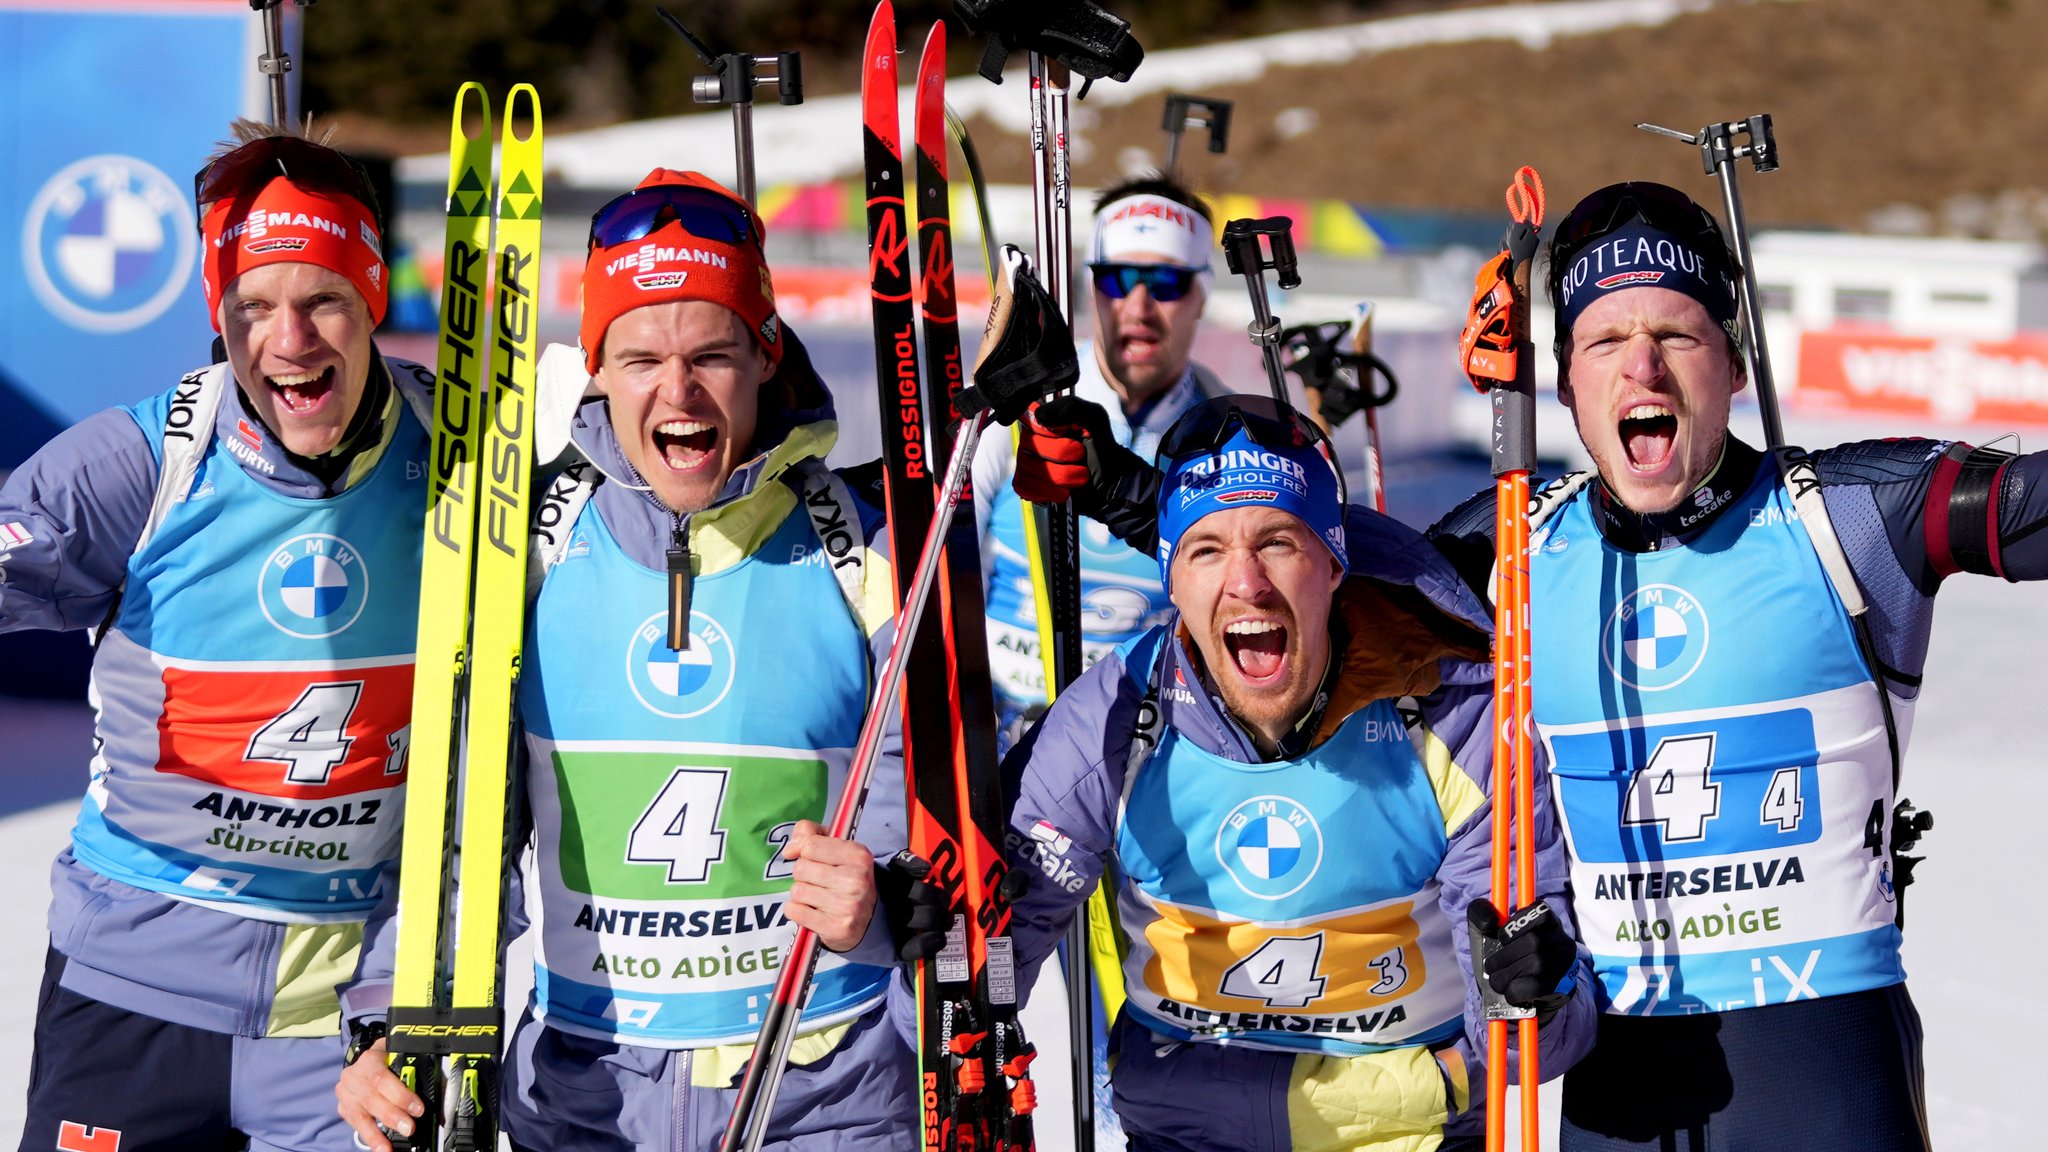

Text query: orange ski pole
(1462, 165), (1545, 1152)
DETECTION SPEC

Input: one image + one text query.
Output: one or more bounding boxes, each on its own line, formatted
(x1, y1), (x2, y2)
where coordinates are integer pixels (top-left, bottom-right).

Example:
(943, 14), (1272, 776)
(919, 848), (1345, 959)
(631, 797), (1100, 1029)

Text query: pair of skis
(386, 82), (543, 1152)
(874, 11), (1037, 1150)
(717, 8), (1036, 1150)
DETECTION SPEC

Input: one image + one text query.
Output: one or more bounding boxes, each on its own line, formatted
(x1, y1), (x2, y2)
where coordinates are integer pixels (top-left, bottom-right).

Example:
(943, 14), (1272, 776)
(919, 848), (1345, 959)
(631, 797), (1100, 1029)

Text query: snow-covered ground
(0, 435), (2038, 1148)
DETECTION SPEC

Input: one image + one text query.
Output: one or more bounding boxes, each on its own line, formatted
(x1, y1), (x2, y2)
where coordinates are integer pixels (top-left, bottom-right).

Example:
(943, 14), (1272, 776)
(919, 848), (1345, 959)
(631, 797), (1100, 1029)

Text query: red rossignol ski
(914, 21), (1038, 1152)
(861, 6), (1015, 1150)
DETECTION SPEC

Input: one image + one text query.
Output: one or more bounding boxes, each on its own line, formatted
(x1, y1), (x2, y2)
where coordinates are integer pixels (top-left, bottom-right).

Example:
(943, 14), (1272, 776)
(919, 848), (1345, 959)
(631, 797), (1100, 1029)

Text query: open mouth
(1223, 618), (1289, 682)
(269, 367), (335, 414)
(1619, 404), (1677, 471)
(653, 419), (718, 471)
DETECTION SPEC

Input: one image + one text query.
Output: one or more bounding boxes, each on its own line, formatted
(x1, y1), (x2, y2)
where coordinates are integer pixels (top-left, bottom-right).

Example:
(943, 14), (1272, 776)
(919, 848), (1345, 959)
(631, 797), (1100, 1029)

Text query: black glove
(877, 850), (953, 964)
(875, 850), (1034, 967)
(964, 245), (1079, 426)
(1015, 394), (1163, 555)
(1468, 898), (1578, 1017)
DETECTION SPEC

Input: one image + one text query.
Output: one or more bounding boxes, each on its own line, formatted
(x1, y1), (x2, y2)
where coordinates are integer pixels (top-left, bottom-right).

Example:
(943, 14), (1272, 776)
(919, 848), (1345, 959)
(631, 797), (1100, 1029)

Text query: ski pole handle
(1637, 115), (1785, 448)
(1161, 93), (1232, 174)
(1221, 216), (1302, 409)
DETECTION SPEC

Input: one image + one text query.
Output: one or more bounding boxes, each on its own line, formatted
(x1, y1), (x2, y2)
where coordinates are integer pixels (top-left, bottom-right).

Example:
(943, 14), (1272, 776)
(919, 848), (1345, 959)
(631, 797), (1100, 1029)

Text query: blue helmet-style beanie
(1156, 421), (1346, 584)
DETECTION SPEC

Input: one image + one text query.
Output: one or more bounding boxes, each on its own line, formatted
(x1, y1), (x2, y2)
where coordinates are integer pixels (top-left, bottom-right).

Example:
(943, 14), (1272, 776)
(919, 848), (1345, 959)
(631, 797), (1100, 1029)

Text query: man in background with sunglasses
(335, 169), (918, 1152)
(1422, 181), (2048, 1151)
(975, 174), (1226, 749)
(0, 123), (431, 1151)
(973, 394), (1592, 1151)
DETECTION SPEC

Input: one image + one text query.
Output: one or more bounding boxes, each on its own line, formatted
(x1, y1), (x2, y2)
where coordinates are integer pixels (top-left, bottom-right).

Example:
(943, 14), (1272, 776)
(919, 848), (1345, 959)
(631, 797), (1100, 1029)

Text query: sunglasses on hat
(588, 184), (757, 254)
(1548, 182), (1728, 272)
(1160, 394), (1347, 506)
(1090, 262), (1202, 303)
(193, 136), (381, 230)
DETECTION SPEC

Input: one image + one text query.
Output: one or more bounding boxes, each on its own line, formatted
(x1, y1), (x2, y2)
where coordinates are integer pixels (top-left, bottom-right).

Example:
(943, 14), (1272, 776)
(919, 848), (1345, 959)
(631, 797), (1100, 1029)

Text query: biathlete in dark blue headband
(946, 394), (1595, 1152)
(1013, 180), (2048, 1152)
(1430, 184), (2048, 1151)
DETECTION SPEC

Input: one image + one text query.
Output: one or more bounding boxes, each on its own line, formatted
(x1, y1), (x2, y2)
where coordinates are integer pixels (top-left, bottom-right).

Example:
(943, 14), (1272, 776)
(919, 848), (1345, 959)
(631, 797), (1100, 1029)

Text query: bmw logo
(258, 534), (370, 639)
(24, 154), (196, 333)
(627, 611), (737, 719)
(1216, 795), (1324, 901)
(1601, 583), (1710, 691)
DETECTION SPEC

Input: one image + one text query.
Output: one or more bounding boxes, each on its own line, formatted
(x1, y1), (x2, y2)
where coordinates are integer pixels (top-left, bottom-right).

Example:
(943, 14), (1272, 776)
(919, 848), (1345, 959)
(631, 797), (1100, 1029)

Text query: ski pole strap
(954, 0), (1145, 86)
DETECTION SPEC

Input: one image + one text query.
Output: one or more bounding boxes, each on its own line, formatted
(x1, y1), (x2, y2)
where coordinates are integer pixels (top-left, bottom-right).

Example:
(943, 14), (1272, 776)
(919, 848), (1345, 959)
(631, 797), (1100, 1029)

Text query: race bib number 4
(549, 748), (826, 900)
(1553, 709), (1823, 863)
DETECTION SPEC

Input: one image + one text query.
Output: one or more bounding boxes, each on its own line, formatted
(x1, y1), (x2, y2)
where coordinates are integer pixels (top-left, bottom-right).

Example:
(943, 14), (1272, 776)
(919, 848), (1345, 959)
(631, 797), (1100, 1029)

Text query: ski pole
(1347, 304), (1393, 514)
(1025, 45), (1099, 1152)
(1279, 308), (1400, 512)
(1160, 94), (1232, 178)
(1220, 216), (1303, 409)
(1637, 115), (1782, 448)
(719, 406), (998, 1152)
(655, 8), (803, 208)
(1459, 165), (1546, 1152)
(249, 0), (301, 128)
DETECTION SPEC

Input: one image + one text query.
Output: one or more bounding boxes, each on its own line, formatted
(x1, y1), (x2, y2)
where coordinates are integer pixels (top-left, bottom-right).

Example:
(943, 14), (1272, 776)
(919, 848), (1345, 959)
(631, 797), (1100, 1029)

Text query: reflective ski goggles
(193, 136), (381, 226)
(1158, 395), (1347, 505)
(1548, 181), (1727, 272)
(1089, 262), (1204, 302)
(587, 184), (757, 254)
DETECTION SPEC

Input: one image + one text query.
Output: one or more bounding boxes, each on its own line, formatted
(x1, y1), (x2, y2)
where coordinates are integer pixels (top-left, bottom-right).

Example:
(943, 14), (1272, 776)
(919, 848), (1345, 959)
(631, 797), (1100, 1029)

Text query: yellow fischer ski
(387, 81), (543, 1152)
(387, 83), (493, 1146)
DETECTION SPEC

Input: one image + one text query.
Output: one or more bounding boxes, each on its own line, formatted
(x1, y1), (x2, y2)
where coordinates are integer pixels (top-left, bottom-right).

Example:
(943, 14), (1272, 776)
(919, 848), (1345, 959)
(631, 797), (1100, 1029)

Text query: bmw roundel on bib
(1217, 795), (1324, 900)
(259, 534), (370, 639)
(628, 611), (738, 719)
(1602, 583), (1709, 691)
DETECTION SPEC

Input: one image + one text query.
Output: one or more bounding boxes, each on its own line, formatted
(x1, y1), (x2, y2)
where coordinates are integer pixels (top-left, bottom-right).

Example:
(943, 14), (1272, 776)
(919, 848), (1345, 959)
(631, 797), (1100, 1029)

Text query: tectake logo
(24, 154), (196, 333)
(634, 271), (689, 291)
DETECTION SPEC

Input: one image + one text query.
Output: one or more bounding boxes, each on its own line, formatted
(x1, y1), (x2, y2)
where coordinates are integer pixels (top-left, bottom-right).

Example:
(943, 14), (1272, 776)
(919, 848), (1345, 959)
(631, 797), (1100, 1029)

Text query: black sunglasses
(193, 136), (380, 229)
(1548, 182), (1728, 272)
(1160, 395), (1346, 505)
(1090, 262), (1202, 303)
(588, 185), (757, 254)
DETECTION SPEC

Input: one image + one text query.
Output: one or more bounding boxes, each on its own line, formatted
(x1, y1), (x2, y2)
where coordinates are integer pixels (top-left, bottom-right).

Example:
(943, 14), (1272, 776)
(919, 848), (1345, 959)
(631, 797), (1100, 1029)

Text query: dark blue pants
(20, 948), (240, 1152)
(20, 947), (354, 1152)
(1559, 984), (1930, 1152)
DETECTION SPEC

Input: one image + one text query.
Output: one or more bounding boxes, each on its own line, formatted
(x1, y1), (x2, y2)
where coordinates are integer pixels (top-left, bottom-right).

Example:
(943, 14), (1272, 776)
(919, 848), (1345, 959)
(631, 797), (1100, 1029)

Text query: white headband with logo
(1090, 192), (1215, 272)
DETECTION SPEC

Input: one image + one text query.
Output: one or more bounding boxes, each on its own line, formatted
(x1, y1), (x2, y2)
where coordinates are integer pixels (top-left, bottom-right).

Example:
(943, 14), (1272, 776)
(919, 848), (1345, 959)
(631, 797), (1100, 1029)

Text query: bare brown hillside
(958, 0), (2048, 236)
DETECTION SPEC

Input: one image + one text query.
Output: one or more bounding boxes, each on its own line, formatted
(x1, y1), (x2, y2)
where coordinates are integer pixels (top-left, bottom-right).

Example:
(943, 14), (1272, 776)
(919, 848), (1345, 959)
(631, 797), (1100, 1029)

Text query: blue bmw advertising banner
(1, 0), (278, 468)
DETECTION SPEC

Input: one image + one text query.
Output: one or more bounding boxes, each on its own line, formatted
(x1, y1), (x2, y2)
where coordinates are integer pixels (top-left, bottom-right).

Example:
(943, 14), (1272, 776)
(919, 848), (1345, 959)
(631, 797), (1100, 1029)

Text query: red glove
(1013, 394), (1117, 505)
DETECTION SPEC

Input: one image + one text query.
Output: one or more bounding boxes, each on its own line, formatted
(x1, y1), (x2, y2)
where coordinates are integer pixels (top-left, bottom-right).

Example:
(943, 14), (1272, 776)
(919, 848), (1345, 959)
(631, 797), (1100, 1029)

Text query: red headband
(579, 169), (781, 374)
(200, 178), (387, 330)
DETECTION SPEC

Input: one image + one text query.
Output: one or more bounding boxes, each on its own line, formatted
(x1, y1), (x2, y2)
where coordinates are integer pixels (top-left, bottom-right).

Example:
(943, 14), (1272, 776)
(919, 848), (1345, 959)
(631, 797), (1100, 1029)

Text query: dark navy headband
(1552, 218), (1738, 352)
